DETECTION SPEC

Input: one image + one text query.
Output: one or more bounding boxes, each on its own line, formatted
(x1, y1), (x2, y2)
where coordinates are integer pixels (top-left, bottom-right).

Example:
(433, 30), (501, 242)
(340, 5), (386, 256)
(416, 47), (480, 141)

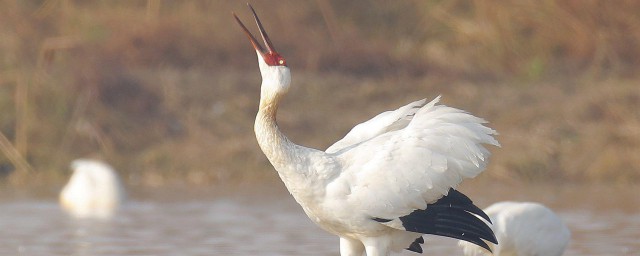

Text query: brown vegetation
(1, 0), (639, 186)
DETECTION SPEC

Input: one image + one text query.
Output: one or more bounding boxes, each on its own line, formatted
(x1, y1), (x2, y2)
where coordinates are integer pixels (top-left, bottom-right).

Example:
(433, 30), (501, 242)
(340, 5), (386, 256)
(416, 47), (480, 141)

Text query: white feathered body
(243, 9), (500, 252)
(459, 201), (571, 256)
(59, 159), (125, 218)
(255, 64), (499, 252)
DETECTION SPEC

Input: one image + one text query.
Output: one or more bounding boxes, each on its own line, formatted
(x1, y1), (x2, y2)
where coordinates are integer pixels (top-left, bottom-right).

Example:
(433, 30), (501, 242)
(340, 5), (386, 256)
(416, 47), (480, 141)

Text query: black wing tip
(372, 217), (392, 223)
(464, 236), (493, 253)
(437, 188), (493, 224)
(406, 236), (425, 253)
(374, 189), (497, 252)
(394, 189), (498, 248)
(406, 239), (423, 253)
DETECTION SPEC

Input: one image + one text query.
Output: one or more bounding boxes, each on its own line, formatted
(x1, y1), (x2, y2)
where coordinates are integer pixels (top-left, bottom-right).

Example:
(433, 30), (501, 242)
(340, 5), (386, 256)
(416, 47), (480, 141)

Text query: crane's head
(233, 4), (290, 97)
(233, 4), (286, 67)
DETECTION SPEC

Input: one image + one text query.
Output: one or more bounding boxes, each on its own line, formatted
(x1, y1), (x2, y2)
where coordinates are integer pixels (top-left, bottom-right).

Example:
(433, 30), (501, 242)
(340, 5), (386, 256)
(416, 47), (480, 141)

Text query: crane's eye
(279, 59), (285, 65)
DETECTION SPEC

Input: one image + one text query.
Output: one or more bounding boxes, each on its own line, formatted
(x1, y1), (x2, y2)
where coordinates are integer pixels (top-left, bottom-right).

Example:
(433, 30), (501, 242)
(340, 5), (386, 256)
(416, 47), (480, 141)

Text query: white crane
(59, 159), (125, 219)
(233, 5), (500, 255)
(458, 201), (571, 256)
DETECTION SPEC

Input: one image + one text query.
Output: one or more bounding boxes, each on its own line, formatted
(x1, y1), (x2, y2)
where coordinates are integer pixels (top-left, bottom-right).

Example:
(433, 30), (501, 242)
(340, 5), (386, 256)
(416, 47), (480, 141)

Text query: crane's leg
(361, 237), (391, 256)
(340, 237), (365, 256)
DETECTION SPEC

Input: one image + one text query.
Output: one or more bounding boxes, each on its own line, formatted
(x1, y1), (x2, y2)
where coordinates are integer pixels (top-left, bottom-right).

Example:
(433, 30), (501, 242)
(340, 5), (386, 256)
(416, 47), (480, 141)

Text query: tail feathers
(374, 188), (497, 253)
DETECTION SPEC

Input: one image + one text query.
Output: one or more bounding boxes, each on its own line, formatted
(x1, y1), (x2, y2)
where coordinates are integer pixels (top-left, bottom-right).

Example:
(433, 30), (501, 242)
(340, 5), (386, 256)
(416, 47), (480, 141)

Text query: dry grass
(1, 1), (639, 185)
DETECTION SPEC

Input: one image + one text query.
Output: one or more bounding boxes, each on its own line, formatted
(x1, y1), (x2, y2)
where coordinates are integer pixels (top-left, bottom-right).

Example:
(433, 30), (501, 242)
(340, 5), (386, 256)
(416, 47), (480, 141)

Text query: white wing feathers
(328, 97), (499, 219)
(326, 98), (430, 154)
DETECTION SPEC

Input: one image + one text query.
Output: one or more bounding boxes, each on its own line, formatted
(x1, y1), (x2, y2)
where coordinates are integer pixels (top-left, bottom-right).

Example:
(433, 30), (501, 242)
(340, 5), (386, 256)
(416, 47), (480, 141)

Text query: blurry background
(1, 0), (639, 187)
(2, 1), (640, 255)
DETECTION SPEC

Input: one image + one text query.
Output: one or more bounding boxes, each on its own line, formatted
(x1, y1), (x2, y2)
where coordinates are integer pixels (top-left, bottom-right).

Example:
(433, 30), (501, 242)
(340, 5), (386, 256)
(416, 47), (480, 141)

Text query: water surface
(0, 183), (638, 255)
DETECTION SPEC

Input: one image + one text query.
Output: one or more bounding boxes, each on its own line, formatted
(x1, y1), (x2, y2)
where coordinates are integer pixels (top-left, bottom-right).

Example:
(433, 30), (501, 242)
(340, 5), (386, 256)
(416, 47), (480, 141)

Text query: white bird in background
(458, 201), (571, 256)
(59, 159), (125, 219)
(234, 5), (500, 255)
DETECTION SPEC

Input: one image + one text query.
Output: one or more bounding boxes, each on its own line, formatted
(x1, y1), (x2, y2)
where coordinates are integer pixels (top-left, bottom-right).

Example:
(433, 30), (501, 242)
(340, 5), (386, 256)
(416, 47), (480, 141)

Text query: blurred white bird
(59, 159), (125, 218)
(234, 4), (499, 255)
(458, 201), (571, 256)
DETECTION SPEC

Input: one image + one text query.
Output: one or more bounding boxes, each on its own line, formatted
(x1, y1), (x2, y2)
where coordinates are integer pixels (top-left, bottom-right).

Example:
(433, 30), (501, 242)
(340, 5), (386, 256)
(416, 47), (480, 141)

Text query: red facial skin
(263, 52), (287, 66)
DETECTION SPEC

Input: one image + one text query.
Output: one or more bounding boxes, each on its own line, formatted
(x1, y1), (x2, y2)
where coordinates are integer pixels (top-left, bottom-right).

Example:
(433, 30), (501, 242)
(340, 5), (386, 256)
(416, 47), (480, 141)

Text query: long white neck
(254, 92), (297, 169)
(253, 56), (313, 189)
(256, 88), (336, 213)
(253, 56), (338, 207)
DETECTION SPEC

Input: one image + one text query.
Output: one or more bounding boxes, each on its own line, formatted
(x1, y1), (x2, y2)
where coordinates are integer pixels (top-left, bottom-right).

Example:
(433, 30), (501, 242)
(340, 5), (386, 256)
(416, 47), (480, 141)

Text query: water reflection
(0, 184), (638, 255)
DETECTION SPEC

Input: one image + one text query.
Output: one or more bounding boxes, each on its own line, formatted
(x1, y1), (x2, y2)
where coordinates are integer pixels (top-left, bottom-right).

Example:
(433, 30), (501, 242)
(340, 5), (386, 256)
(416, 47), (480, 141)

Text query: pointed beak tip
(234, 3), (283, 64)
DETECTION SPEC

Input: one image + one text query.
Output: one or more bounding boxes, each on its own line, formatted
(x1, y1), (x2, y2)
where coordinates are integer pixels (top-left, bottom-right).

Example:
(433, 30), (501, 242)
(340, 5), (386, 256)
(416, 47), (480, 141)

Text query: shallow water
(0, 183), (638, 255)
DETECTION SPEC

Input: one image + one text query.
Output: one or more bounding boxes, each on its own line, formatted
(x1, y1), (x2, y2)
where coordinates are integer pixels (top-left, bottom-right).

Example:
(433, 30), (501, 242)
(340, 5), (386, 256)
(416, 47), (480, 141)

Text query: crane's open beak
(233, 4), (279, 59)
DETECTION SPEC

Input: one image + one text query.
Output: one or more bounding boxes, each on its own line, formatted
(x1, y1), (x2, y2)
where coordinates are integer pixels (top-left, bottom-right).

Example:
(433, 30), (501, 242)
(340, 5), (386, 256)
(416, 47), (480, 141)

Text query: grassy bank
(1, 1), (639, 185)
